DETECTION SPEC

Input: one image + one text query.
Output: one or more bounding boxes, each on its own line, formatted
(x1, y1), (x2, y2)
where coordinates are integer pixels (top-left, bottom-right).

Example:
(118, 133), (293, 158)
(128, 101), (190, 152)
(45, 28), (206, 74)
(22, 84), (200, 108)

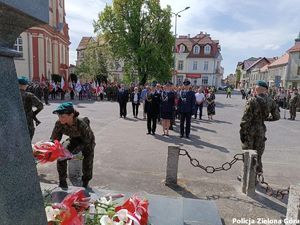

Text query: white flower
(96, 196), (113, 214)
(45, 206), (60, 222)
(116, 209), (128, 222)
(100, 215), (124, 225)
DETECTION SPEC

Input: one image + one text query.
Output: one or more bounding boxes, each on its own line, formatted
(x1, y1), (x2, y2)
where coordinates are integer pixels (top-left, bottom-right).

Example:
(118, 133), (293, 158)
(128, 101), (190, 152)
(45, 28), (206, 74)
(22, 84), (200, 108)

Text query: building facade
(14, 0), (70, 82)
(286, 34), (300, 88)
(173, 32), (223, 87)
(76, 36), (125, 81)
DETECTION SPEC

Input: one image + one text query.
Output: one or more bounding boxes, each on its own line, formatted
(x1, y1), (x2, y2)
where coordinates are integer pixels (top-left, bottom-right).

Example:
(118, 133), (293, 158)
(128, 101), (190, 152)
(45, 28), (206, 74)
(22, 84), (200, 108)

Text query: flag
(75, 80), (82, 93)
(61, 76), (68, 91)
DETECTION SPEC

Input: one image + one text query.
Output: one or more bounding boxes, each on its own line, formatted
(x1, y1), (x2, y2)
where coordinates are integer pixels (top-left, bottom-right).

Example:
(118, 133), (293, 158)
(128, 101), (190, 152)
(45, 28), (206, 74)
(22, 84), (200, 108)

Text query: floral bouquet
(32, 140), (77, 164)
(45, 190), (150, 225)
(46, 190), (90, 225)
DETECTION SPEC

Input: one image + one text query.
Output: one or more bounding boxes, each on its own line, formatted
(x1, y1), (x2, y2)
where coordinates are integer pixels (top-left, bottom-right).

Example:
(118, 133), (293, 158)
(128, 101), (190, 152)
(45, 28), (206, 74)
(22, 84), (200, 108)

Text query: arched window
(204, 45), (211, 55)
(193, 45), (200, 54)
(179, 44), (186, 53)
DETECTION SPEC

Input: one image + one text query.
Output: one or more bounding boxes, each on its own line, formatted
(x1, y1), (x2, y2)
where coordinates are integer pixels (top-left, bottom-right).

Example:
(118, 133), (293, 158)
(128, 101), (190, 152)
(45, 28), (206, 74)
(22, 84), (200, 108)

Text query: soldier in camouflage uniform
(240, 80), (280, 173)
(51, 102), (95, 189)
(289, 89), (300, 120)
(18, 77), (44, 140)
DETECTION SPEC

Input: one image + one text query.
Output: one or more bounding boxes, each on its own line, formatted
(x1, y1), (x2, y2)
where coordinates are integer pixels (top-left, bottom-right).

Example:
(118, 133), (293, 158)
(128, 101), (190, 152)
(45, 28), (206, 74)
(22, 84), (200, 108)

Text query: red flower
(115, 195), (149, 225)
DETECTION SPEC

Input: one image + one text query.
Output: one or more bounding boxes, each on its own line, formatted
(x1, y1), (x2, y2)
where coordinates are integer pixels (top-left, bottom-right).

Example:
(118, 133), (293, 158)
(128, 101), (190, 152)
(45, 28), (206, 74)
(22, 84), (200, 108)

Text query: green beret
(53, 102), (74, 114)
(256, 80), (268, 89)
(18, 76), (29, 85)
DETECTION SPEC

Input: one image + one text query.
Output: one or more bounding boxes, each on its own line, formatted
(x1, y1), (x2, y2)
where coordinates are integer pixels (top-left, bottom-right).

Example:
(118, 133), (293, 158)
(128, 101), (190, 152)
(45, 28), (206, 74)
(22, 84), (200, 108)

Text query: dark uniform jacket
(145, 92), (161, 116)
(161, 91), (175, 113)
(51, 117), (95, 153)
(117, 89), (129, 103)
(178, 90), (196, 113)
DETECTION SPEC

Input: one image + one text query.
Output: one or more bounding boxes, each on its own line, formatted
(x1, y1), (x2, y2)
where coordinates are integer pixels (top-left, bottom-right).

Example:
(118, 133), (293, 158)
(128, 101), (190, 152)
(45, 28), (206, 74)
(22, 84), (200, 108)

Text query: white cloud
(66, 0), (300, 75)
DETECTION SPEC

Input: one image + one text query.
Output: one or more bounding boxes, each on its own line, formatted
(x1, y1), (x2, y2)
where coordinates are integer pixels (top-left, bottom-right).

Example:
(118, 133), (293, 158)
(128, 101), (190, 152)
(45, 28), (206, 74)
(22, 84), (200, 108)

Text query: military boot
(59, 180), (68, 189)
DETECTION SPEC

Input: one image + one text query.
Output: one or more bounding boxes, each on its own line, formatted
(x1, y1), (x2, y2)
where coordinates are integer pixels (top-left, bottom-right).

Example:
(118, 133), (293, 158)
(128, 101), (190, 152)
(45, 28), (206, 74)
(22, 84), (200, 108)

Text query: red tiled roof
(76, 37), (93, 51)
(288, 42), (300, 53)
(176, 32), (220, 58)
(268, 53), (289, 68)
(243, 58), (260, 70)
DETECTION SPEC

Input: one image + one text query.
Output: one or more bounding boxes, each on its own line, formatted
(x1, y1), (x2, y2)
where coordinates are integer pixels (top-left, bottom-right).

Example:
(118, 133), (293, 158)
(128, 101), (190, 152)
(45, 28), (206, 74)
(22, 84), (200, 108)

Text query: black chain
(256, 173), (290, 199)
(179, 148), (244, 174)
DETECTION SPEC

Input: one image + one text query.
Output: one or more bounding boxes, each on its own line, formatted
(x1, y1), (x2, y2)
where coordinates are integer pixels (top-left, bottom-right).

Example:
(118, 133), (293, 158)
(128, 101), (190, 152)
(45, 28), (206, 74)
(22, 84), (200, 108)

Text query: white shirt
(133, 93), (138, 103)
(195, 92), (205, 104)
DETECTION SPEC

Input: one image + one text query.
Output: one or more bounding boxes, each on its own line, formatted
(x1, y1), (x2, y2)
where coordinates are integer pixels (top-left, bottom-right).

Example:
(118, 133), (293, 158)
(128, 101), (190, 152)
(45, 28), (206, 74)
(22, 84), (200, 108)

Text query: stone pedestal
(0, 1), (48, 224)
(242, 150), (257, 196)
(165, 146), (180, 185)
(286, 185), (300, 225)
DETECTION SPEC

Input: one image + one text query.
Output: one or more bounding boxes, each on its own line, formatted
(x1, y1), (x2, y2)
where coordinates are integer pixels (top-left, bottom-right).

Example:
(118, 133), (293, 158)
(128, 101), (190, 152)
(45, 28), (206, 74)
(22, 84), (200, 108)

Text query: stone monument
(0, 1), (48, 224)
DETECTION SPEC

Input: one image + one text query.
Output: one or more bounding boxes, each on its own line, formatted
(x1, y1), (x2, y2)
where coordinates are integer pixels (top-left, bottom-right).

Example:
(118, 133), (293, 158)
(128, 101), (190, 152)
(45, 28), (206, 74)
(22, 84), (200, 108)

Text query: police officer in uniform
(240, 80), (280, 173)
(178, 80), (196, 138)
(51, 102), (96, 189)
(18, 76), (44, 140)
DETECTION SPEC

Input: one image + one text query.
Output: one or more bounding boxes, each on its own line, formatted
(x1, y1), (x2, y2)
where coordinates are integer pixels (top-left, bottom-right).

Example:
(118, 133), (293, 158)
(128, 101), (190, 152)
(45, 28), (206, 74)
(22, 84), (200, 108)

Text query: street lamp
(172, 6), (190, 85)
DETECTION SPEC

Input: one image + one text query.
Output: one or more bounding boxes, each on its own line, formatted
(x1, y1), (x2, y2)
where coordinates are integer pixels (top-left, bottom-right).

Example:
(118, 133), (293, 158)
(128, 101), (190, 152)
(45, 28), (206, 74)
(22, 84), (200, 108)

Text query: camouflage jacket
(240, 93), (280, 142)
(20, 89), (44, 126)
(290, 93), (300, 107)
(51, 117), (95, 151)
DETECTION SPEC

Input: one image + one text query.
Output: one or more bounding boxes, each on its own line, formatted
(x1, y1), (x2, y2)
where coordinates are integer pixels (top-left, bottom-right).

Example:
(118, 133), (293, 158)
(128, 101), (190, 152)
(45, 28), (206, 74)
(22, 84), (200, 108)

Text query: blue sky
(65, 0), (300, 77)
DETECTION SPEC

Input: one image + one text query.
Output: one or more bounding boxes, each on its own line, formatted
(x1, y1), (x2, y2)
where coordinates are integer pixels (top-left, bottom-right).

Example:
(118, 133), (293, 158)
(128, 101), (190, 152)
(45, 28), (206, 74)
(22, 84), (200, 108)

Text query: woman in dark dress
(206, 89), (216, 120)
(160, 83), (175, 136)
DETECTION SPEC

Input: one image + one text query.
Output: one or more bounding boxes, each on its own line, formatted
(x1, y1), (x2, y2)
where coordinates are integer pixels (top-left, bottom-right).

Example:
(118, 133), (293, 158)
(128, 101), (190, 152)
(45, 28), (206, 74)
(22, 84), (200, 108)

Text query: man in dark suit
(178, 80), (196, 138)
(145, 87), (161, 135)
(117, 84), (129, 118)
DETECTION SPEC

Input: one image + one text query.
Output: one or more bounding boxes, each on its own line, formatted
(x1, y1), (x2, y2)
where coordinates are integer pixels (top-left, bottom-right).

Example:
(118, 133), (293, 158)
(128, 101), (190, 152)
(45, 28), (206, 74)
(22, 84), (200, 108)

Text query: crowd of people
(116, 81), (217, 138)
(241, 86), (300, 120)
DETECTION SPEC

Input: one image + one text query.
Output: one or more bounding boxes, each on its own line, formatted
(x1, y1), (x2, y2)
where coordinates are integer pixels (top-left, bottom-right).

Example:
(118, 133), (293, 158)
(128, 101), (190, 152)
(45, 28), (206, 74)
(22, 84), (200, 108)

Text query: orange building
(14, 0), (70, 82)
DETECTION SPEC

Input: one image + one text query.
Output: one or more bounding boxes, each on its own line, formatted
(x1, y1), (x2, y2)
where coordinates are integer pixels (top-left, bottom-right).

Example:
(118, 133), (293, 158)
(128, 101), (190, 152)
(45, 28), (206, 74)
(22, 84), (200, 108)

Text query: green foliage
(75, 40), (110, 81)
(236, 69), (241, 82)
(94, 0), (174, 85)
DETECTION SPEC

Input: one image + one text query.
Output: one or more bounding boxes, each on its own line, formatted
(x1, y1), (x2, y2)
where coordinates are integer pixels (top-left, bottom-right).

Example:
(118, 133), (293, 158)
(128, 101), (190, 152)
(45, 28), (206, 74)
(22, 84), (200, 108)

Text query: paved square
(35, 93), (300, 224)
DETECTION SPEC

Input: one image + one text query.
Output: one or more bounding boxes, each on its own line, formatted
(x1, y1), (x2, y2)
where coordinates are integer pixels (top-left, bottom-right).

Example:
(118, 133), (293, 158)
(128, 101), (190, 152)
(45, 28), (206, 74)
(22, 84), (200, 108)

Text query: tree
(94, 0), (174, 85)
(236, 69), (241, 88)
(75, 39), (110, 82)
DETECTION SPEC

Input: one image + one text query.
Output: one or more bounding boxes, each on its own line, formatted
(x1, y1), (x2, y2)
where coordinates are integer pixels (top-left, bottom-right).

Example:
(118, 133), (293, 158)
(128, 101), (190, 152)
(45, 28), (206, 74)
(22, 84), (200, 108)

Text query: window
(297, 66), (300, 75)
(178, 60), (184, 70)
(204, 61), (209, 71)
(202, 76), (208, 85)
(204, 45), (211, 55)
(193, 61), (197, 70)
(179, 45), (185, 53)
(61, 45), (64, 64)
(14, 36), (23, 57)
(193, 45), (200, 54)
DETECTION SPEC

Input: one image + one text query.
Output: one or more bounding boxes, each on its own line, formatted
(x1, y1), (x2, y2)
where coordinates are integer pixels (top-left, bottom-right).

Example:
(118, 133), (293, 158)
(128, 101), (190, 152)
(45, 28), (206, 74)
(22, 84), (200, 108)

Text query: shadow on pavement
(248, 190), (287, 215)
(154, 131), (230, 153)
(165, 183), (200, 199)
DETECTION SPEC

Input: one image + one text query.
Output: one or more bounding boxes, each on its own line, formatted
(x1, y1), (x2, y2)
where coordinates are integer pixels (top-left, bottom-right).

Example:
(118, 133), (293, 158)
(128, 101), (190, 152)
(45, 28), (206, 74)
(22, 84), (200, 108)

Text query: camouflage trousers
(57, 138), (94, 184)
(242, 134), (266, 173)
(290, 105), (297, 119)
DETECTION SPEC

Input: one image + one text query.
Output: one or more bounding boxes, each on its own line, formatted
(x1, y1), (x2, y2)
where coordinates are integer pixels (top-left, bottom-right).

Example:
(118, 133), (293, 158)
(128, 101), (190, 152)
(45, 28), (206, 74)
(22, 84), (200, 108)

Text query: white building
(174, 32), (223, 87)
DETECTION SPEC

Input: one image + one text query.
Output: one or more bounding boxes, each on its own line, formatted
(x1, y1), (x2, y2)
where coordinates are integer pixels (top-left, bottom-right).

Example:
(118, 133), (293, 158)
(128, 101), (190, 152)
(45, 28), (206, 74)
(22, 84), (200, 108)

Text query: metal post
(242, 150), (257, 196)
(286, 185), (300, 225)
(165, 145), (180, 185)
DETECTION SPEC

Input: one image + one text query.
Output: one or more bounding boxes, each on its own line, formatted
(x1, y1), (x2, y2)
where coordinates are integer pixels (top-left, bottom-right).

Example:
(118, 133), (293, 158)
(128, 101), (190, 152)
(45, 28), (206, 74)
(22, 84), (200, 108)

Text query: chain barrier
(179, 148), (244, 174)
(256, 173), (290, 199)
